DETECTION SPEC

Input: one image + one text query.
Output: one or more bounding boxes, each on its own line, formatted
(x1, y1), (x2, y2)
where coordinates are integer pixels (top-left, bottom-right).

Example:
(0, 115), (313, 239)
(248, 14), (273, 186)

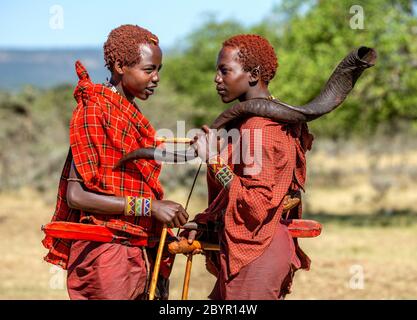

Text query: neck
(109, 76), (134, 103)
(239, 86), (271, 102)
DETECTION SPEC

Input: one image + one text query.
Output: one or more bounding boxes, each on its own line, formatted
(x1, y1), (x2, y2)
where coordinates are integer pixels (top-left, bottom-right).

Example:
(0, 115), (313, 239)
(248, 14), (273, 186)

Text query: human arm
(66, 160), (189, 227)
(66, 160), (125, 215)
(191, 125), (234, 190)
(193, 119), (294, 230)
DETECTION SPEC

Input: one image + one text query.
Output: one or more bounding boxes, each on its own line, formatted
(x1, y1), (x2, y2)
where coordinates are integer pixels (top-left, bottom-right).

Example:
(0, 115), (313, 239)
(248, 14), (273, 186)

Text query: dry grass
(1, 184), (416, 300)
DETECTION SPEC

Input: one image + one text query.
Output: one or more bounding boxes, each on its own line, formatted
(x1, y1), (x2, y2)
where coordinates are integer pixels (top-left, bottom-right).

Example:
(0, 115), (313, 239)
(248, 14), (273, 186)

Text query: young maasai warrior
(187, 34), (314, 300)
(42, 25), (189, 300)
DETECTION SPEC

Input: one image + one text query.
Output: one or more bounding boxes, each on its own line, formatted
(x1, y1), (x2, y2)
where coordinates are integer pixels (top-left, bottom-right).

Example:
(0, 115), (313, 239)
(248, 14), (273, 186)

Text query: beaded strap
(208, 155), (234, 188)
(124, 196), (152, 217)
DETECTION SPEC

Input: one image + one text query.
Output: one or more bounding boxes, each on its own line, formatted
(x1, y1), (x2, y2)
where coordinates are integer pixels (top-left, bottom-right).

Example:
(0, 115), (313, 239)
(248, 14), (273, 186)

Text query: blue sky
(0, 0), (280, 49)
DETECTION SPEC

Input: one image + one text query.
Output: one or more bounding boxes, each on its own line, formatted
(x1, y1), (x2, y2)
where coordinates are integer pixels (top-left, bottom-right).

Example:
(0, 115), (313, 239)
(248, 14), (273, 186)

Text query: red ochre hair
(223, 34), (278, 83)
(103, 24), (159, 71)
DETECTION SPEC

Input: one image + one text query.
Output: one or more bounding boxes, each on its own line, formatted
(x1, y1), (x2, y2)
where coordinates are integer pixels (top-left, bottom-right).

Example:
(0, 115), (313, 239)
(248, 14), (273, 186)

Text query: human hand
(151, 200), (189, 228)
(179, 229), (203, 255)
(191, 125), (221, 162)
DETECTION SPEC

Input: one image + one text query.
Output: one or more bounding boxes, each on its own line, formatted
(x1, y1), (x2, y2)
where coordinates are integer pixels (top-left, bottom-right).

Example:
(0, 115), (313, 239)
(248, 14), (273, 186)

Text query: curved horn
(113, 147), (198, 168)
(115, 47), (376, 164)
(211, 46), (377, 129)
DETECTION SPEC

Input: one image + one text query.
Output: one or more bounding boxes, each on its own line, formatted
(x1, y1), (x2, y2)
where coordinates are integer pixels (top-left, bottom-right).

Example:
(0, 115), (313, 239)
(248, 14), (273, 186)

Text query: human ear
(113, 60), (124, 76)
(249, 66), (260, 86)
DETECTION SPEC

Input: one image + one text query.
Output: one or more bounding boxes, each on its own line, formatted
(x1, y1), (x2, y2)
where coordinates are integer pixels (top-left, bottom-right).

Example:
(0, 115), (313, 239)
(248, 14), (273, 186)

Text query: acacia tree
(164, 0), (417, 138)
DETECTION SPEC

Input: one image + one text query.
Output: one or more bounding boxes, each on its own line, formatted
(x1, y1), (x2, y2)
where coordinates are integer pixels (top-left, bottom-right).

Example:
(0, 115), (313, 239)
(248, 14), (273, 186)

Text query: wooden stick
(181, 254), (193, 300)
(156, 137), (193, 144)
(148, 226), (168, 300)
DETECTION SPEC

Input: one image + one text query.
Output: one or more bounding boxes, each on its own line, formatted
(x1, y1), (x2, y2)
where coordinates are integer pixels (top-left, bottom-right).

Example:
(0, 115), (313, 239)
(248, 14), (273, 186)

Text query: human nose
(152, 70), (160, 83)
(214, 70), (222, 84)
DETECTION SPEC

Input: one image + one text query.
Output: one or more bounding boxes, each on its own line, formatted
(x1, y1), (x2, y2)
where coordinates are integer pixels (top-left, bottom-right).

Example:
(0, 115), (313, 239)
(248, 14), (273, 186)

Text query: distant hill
(0, 48), (109, 90)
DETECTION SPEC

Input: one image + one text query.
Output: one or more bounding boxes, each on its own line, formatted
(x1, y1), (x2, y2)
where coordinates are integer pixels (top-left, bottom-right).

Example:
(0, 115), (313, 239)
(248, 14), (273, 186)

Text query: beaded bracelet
(124, 196), (152, 217)
(208, 155), (234, 188)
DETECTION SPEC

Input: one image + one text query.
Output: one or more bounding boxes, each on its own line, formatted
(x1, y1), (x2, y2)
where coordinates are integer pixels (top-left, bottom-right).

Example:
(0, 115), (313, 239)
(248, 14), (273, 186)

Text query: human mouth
(216, 87), (226, 95)
(145, 87), (156, 95)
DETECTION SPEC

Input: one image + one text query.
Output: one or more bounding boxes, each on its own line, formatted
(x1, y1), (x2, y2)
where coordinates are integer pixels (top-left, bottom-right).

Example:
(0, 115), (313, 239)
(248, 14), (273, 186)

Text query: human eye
(143, 65), (155, 74)
(220, 67), (229, 75)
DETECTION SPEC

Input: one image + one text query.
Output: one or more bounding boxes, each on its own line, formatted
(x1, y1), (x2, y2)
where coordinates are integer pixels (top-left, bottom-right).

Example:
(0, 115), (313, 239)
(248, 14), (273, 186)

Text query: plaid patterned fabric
(42, 61), (164, 269)
(197, 117), (313, 278)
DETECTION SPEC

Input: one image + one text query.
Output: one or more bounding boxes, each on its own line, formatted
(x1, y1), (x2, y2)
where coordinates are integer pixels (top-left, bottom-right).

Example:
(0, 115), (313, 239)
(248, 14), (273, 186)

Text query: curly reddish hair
(103, 24), (159, 72)
(223, 34), (278, 83)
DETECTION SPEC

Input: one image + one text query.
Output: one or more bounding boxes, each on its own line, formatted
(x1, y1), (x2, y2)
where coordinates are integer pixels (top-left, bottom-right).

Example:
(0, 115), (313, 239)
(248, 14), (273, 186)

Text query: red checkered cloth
(196, 117), (313, 278)
(42, 61), (165, 270)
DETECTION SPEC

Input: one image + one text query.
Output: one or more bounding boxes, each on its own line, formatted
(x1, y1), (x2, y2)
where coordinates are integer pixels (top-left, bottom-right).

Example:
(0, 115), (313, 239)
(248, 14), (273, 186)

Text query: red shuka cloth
(42, 61), (167, 271)
(210, 221), (300, 300)
(196, 116), (313, 298)
(66, 240), (148, 300)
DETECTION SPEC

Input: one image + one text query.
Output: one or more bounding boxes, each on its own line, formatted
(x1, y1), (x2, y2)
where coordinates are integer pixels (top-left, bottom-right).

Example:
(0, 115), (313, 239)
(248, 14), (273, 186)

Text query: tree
(163, 0), (417, 138)
(266, 0), (417, 138)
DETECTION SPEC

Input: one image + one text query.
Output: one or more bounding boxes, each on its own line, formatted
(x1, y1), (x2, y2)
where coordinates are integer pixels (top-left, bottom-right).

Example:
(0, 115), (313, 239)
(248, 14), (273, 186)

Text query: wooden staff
(156, 137), (193, 144)
(167, 240), (218, 300)
(148, 225), (168, 300)
(181, 254), (193, 300)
